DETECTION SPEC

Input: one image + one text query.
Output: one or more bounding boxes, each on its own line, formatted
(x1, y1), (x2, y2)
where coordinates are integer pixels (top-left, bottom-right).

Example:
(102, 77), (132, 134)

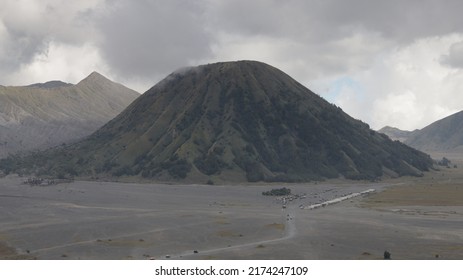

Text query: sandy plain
(0, 164), (461, 260)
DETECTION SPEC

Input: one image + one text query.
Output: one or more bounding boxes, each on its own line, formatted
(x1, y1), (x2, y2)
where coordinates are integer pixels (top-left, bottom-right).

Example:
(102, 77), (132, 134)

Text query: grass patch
(265, 223), (285, 230)
(0, 242), (16, 258)
(363, 183), (463, 207)
(216, 230), (239, 237)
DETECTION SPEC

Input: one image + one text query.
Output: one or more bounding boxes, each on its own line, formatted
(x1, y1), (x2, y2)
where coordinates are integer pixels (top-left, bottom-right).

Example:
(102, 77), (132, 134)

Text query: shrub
(262, 187), (291, 196)
(160, 157), (191, 179)
(194, 154), (225, 175)
(112, 165), (134, 176)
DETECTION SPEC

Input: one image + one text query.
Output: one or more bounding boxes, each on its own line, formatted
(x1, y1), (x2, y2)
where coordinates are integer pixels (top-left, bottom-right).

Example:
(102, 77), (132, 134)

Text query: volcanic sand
(0, 165), (462, 260)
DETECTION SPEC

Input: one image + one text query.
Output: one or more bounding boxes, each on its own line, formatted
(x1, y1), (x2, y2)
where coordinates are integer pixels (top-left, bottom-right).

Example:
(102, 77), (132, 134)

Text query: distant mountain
(378, 126), (413, 142)
(1, 61), (433, 182)
(26, 80), (73, 89)
(0, 72), (139, 158)
(404, 110), (463, 152)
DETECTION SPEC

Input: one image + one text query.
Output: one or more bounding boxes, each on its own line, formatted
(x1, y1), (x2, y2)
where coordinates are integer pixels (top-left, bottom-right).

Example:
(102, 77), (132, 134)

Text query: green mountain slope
(1, 61), (433, 182)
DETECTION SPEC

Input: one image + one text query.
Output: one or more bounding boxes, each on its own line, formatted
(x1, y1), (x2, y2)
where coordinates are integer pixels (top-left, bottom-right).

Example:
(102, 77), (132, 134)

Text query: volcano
(1, 61), (433, 182)
(0, 72), (139, 158)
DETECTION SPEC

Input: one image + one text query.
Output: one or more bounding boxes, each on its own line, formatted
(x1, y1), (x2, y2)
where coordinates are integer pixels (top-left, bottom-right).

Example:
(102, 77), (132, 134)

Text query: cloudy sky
(1, 0), (463, 130)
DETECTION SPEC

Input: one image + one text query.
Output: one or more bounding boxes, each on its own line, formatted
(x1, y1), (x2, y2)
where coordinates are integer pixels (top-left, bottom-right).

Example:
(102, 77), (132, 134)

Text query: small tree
(437, 157), (451, 167)
(383, 250), (391, 260)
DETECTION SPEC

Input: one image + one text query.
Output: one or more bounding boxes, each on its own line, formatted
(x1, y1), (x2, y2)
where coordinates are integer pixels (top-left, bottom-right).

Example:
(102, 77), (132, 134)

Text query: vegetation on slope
(0, 61), (433, 182)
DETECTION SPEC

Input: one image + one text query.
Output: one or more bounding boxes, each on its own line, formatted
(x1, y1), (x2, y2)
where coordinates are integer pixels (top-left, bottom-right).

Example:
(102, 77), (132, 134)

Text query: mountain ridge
(1, 61), (433, 182)
(378, 110), (463, 153)
(404, 110), (463, 152)
(378, 126), (414, 142)
(27, 80), (73, 89)
(0, 72), (139, 158)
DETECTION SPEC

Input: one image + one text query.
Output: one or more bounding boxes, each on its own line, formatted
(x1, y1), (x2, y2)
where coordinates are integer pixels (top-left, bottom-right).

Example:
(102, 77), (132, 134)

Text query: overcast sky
(1, 0), (463, 130)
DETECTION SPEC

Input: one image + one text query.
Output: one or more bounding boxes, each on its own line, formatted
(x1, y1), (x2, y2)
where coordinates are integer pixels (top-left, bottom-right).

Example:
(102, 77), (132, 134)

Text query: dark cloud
(2, 0), (463, 130)
(3, 0), (463, 86)
(311, 0), (463, 42)
(96, 0), (213, 81)
(0, 20), (48, 74)
(206, 0), (463, 42)
(184, 0), (463, 82)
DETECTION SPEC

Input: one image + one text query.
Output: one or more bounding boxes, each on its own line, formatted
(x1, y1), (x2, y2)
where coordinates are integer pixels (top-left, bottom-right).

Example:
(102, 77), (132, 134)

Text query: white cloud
(5, 41), (109, 85)
(373, 91), (421, 129)
(0, 0), (104, 82)
(331, 34), (463, 130)
(0, 20), (9, 57)
(440, 41), (463, 68)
